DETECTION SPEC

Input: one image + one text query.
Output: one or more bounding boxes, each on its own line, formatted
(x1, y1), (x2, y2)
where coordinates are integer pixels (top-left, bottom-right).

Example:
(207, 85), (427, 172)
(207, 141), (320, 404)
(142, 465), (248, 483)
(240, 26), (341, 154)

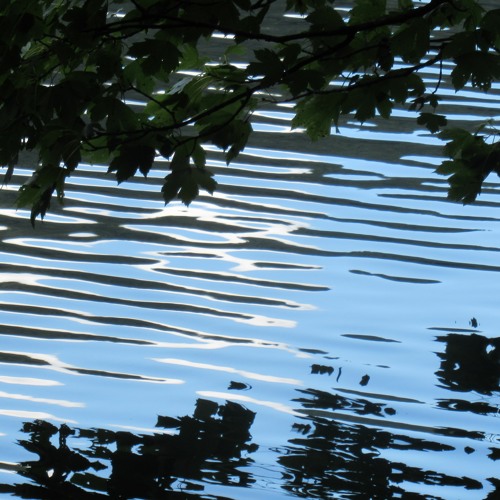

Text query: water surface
(0, 64), (499, 498)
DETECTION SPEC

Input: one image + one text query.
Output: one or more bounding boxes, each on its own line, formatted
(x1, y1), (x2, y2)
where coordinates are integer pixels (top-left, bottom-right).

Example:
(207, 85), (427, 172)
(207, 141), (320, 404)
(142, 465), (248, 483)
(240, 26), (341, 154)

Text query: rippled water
(0, 61), (499, 498)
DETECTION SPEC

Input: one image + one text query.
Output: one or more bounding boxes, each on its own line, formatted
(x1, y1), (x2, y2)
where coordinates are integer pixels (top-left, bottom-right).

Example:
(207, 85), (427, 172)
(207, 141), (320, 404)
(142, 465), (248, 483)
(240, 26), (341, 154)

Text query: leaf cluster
(436, 124), (500, 203)
(0, 0), (499, 223)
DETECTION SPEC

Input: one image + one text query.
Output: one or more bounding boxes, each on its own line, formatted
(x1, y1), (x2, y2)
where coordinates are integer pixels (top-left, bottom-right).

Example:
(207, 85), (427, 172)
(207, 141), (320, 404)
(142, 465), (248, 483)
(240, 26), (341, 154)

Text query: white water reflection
(155, 358), (301, 385)
(0, 391), (84, 408)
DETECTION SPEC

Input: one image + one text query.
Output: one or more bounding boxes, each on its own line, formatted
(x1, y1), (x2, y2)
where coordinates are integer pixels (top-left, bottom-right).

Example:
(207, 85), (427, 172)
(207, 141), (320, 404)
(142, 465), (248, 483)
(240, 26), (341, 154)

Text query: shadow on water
(2, 331), (499, 500)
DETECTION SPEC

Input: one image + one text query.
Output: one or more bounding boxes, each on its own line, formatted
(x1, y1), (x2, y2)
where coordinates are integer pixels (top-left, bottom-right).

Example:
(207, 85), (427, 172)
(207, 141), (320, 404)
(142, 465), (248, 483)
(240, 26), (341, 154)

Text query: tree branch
(93, 0), (452, 45)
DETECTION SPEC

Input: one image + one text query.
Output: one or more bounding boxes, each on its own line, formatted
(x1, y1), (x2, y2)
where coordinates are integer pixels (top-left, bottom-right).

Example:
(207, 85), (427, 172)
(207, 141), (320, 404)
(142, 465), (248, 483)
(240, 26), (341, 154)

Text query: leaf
(108, 144), (156, 182)
(306, 5), (344, 31)
(224, 42), (246, 59)
(92, 45), (122, 82)
(435, 159), (481, 204)
(190, 141), (206, 169)
(162, 149), (217, 206)
(451, 52), (500, 91)
(417, 112), (447, 133)
(178, 173), (199, 205)
(341, 81), (390, 123)
(88, 97), (117, 123)
(158, 138), (175, 159)
(162, 171), (185, 204)
(170, 149), (190, 172)
(192, 168), (217, 195)
(200, 117), (252, 159)
(123, 59), (155, 94)
(246, 49), (284, 85)
(106, 99), (140, 133)
(279, 44), (302, 66)
(128, 38), (181, 75)
(206, 64), (246, 90)
(2, 162), (15, 186)
(16, 165), (65, 226)
(386, 79), (410, 104)
(377, 41), (393, 72)
(405, 73), (426, 97)
(442, 31), (477, 59)
(376, 97), (393, 119)
(226, 120), (252, 164)
(292, 94), (344, 139)
(284, 69), (325, 95)
(448, 168), (484, 204)
(428, 95), (439, 109)
(350, 0), (386, 23)
(436, 128), (499, 204)
(234, 15), (262, 43)
(398, 0), (413, 10)
(439, 128), (474, 158)
(435, 160), (458, 176)
(481, 9), (500, 48)
(392, 18), (430, 64)
(177, 43), (207, 71)
(170, 74), (213, 113)
(61, 138), (82, 170)
(30, 186), (55, 227)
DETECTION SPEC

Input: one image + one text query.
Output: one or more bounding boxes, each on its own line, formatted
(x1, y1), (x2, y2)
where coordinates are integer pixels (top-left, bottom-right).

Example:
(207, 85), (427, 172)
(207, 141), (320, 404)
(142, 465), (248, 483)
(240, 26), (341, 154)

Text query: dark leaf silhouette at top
(1, 0), (500, 222)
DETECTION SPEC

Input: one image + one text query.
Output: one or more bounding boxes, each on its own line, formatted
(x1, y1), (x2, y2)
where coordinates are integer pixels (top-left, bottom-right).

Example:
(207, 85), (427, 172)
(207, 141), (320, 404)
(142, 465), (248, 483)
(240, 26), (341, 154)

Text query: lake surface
(0, 42), (500, 500)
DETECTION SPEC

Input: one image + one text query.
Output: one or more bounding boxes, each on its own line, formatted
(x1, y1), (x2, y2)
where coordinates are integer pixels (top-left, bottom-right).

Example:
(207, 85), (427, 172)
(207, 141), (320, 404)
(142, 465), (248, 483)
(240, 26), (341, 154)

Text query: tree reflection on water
(436, 333), (499, 396)
(279, 388), (489, 499)
(435, 333), (500, 420)
(0, 399), (257, 499)
(1, 333), (499, 498)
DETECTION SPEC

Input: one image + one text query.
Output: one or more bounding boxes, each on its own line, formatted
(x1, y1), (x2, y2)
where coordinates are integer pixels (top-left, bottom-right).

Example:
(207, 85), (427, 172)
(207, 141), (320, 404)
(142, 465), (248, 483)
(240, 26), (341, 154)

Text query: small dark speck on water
(228, 381), (251, 391)
(311, 364), (334, 375)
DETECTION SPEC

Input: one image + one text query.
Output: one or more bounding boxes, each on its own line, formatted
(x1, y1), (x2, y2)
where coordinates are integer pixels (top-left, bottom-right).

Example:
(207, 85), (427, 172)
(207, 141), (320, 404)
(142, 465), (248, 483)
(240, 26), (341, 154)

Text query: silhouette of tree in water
(276, 388), (488, 499)
(0, 399), (257, 499)
(2, 334), (499, 498)
(436, 333), (500, 396)
(2, 384), (499, 498)
(434, 332), (500, 416)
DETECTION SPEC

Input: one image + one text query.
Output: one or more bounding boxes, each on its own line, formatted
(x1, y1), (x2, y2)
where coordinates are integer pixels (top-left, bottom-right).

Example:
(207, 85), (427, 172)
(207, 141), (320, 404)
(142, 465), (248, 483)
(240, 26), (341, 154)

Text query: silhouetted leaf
(292, 94), (343, 139)
(162, 172), (185, 204)
(417, 112), (447, 133)
(226, 120), (252, 164)
(193, 168), (217, 195)
(392, 18), (430, 63)
(108, 144), (156, 182)
(452, 52), (500, 91)
(247, 49), (284, 85)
